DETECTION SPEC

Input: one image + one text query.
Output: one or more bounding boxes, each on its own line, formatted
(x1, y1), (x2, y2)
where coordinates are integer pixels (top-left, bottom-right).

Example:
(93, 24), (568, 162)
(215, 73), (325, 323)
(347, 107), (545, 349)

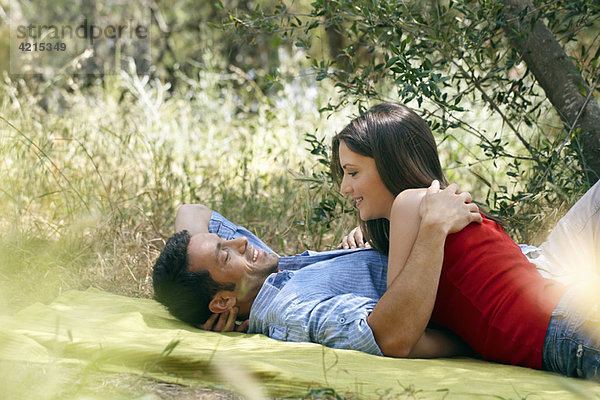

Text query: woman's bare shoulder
(394, 188), (427, 208)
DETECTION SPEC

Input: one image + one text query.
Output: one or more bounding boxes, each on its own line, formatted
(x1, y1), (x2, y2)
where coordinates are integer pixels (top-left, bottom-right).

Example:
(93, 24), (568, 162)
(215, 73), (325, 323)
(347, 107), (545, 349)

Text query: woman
(330, 102), (600, 379)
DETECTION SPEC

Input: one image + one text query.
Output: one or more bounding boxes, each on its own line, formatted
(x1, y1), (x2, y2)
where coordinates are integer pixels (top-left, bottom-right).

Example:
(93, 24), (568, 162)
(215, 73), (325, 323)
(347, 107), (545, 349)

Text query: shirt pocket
(268, 325), (288, 341)
(318, 312), (357, 341)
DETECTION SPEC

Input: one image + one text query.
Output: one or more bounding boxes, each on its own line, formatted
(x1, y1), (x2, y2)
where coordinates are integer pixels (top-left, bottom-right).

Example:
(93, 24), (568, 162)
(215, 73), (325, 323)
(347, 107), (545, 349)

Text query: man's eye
(348, 172), (357, 177)
(224, 249), (230, 263)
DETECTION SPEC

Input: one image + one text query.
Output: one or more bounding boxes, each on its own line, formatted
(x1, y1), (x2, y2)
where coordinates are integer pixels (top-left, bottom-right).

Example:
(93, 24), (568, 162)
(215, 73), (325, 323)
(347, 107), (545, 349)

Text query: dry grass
(0, 54), (360, 397)
(0, 46), (579, 399)
(0, 50), (358, 314)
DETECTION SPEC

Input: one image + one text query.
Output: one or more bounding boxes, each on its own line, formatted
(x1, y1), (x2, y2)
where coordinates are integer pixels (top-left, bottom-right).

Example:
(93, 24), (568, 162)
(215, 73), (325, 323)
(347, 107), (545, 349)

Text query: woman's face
(338, 141), (396, 220)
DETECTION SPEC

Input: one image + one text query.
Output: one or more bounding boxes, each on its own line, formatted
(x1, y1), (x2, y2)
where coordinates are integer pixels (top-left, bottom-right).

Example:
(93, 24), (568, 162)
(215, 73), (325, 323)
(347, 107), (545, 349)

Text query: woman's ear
(208, 291), (237, 314)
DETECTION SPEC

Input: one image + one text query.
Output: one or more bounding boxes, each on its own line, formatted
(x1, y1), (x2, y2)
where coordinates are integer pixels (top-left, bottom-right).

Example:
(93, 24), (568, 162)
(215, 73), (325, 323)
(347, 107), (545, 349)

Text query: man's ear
(208, 290), (237, 314)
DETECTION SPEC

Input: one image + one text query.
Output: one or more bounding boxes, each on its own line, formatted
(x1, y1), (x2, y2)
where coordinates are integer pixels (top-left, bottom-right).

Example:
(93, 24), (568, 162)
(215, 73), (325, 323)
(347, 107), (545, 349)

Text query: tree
(503, 0), (600, 180)
(221, 0), (600, 241)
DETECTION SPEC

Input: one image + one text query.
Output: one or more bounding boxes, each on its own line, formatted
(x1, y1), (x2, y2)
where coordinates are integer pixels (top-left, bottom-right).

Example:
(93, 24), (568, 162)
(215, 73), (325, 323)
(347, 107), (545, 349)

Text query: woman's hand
(419, 181), (482, 234)
(199, 307), (250, 333)
(337, 226), (371, 249)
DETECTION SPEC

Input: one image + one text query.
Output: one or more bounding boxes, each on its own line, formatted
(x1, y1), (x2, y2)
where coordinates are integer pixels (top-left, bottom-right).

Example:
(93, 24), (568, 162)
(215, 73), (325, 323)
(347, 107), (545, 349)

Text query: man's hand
(337, 226), (372, 249)
(419, 181), (482, 234)
(199, 307), (249, 333)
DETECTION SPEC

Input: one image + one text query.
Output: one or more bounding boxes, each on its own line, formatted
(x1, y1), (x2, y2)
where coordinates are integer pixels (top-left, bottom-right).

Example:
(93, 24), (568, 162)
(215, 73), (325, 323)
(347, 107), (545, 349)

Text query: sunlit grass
(0, 55), (575, 315)
(0, 51), (595, 398)
(0, 52), (360, 315)
(0, 52), (362, 398)
(0, 43), (586, 319)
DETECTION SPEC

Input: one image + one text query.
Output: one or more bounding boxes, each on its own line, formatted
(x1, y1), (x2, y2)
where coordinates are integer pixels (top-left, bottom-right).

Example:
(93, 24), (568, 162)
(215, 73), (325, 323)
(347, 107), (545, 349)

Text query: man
(153, 181), (600, 378)
(153, 181), (480, 357)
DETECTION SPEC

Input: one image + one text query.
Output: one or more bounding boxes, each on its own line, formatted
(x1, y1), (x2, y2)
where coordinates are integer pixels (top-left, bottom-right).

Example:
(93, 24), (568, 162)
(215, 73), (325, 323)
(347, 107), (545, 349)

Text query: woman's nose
(340, 175), (352, 195)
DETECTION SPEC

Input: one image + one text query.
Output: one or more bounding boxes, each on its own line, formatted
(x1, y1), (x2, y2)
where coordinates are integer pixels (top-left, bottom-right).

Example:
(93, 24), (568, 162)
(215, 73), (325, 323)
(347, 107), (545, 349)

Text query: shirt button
(267, 277), (273, 284)
(339, 317), (346, 323)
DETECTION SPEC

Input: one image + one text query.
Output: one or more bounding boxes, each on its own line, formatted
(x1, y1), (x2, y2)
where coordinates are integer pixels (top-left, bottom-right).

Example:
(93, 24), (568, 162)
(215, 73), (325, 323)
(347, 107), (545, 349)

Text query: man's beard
(238, 258), (279, 299)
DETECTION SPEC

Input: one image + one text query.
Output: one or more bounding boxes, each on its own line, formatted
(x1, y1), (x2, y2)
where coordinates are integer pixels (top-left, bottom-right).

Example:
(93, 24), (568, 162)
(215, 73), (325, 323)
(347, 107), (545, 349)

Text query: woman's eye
(348, 172), (357, 177)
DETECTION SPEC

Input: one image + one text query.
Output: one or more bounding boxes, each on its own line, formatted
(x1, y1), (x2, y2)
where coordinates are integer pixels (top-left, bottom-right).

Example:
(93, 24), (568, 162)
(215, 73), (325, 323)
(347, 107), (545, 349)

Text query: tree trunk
(502, 0), (600, 183)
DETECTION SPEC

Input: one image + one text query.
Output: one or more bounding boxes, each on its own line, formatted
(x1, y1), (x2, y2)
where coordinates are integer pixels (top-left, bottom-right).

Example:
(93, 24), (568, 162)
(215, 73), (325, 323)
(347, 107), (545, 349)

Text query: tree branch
(502, 0), (600, 182)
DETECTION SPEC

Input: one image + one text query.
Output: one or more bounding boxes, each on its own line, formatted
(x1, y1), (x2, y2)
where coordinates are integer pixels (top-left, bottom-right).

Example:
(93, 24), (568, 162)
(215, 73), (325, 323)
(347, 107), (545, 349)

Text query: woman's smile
(338, 141), (396, 220)
(354, 196), (364, 208)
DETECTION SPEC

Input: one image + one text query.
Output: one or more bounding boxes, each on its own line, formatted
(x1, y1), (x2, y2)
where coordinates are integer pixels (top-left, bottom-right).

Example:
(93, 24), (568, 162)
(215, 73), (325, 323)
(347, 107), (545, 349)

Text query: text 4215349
(18, 42), (67, 52)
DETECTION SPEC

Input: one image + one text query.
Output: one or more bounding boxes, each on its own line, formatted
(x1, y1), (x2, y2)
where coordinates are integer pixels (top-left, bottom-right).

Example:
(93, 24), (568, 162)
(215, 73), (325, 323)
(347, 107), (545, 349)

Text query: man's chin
(260, 260), (279, 275)
(252, 256), (279, 275)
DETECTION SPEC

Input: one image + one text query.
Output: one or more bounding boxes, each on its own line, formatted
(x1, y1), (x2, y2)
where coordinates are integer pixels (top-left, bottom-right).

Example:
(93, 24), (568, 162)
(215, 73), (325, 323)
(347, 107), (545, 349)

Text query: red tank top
(431, 218), (566, 368)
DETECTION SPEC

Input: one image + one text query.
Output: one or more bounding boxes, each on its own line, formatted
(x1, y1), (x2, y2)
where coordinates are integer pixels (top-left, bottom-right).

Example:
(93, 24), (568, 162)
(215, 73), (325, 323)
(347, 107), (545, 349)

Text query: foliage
(221, 0), (600, 242)
(1, 1), (599, 397)
(0, 46), (355, 312)
(148, 0), (303, 86)
(297, 132), (354, 232)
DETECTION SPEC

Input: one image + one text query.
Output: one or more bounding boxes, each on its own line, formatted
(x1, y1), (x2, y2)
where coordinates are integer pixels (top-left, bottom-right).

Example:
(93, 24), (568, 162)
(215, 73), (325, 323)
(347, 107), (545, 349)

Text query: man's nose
(228, 236), (248, 253)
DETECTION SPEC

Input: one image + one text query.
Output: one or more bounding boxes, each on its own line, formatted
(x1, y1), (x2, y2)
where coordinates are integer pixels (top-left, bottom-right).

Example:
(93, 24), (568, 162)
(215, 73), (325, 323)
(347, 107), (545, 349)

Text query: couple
(152, 103), (600, 380)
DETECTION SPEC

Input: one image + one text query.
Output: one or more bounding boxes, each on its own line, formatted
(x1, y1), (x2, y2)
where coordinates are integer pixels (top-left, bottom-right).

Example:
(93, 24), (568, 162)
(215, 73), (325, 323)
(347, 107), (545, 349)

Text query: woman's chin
(359, 209), (388, 221)
(358, 209), (371, 221)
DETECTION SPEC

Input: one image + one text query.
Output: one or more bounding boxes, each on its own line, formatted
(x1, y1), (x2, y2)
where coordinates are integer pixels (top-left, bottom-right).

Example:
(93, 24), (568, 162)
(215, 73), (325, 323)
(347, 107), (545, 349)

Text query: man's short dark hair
(152, 230), (235, 325)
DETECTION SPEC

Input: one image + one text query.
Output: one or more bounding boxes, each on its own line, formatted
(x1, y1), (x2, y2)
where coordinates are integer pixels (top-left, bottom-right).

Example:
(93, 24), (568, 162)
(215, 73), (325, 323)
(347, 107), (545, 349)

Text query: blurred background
(0, 0), (599, 396)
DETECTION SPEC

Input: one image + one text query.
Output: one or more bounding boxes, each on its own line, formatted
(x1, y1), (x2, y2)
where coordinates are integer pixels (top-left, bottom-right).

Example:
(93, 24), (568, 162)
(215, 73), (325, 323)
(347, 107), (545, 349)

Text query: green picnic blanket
(1, 288), (599, 399)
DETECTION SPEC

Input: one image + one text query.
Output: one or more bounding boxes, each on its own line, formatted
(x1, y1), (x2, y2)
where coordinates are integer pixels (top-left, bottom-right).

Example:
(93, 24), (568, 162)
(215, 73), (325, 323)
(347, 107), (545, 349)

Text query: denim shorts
(542, 283), (600, 380)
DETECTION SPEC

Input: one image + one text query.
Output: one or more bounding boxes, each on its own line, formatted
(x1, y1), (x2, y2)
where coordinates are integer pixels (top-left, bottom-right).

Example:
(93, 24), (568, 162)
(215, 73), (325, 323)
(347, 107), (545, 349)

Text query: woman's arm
(336, 189), (424, 255)
(386, 188), (426, 287)
(367, 182), (481, 358)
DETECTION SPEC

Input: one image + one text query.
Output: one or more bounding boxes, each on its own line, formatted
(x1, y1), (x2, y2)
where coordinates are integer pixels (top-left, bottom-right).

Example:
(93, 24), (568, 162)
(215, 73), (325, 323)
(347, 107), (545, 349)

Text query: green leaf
(385, 56), (400, 68)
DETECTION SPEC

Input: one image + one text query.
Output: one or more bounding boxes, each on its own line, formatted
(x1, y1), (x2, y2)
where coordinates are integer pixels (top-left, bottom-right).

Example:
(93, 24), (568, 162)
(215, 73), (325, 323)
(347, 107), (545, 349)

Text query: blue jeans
(542, 283), (600, 380)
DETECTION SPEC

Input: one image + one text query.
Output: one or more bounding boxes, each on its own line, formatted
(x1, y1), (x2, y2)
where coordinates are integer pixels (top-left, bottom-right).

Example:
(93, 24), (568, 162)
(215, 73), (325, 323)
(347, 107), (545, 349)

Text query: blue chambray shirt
(208, 211), (388, 356)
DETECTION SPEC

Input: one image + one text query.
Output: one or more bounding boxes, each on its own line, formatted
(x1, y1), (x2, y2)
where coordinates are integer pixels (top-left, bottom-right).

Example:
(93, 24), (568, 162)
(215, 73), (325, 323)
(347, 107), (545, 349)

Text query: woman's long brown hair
(331, 102), (448, 255)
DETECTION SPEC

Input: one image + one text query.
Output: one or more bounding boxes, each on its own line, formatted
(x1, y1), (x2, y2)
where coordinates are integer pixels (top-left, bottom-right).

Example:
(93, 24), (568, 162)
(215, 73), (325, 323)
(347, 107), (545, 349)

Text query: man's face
(187, 233), (279, 295)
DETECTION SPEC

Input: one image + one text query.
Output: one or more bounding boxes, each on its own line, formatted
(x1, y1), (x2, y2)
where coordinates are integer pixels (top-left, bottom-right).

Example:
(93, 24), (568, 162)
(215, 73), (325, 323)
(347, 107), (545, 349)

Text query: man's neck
(236, 276), (269, 319)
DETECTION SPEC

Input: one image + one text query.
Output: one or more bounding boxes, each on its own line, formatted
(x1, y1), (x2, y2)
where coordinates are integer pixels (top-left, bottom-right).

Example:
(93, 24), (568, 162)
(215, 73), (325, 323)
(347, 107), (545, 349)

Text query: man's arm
(367, 181), (481, 358)
(174, 204), (212, 235)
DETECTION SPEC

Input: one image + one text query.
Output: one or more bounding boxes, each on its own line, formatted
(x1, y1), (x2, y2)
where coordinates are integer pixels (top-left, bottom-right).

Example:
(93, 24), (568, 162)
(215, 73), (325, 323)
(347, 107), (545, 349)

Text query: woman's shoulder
(390, 189), (428, 221)
(393, 188), (427, 208)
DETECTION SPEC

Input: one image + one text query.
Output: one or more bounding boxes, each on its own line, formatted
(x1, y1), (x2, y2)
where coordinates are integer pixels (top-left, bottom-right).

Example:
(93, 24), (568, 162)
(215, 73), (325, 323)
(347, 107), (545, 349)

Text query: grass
(0, 46), (589, 398)
(0, 44), (580, 313)
(0, 54), (377, 399)
(0, 52), (361, 397)
(0, 49), (360, 314)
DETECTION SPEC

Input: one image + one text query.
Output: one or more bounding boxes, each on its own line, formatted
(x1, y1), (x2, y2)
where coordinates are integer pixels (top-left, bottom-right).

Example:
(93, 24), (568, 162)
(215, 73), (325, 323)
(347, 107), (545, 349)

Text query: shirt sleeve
(208, 211), (277, 255)
(309, 293), (383, 356)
